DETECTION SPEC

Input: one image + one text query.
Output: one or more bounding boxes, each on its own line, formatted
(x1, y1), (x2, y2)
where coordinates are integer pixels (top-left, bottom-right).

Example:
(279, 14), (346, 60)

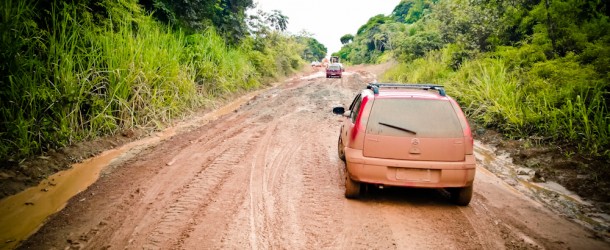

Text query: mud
(0, 131), (141, 199)
(2, 64), (609, 249)
(473, 125), (610, 203)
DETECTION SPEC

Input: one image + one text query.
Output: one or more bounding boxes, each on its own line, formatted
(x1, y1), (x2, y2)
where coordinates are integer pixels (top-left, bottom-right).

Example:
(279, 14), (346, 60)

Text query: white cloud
(252, 0), (400, 57)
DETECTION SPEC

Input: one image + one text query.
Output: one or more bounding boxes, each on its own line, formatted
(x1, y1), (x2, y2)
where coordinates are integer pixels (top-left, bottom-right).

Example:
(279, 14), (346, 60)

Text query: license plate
(395, 168), (439, 182)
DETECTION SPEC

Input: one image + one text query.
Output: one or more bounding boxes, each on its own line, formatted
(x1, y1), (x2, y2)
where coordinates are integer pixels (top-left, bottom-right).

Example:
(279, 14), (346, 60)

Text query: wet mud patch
(0, 130), (143, 200)
(472, 122), (610, 239)
(473, 124), (610, 203)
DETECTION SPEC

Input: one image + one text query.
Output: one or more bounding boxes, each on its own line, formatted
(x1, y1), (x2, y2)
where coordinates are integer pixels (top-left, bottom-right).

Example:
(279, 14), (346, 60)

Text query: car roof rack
(366, 83), (446, 96)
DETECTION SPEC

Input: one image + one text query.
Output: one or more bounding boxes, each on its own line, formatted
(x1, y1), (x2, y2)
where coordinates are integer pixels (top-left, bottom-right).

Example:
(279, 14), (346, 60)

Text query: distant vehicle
(326, 64), (342, 78)
(330, 56), (339, 64)
(332, 83), (475, 205)
(311, 61), (321, 67)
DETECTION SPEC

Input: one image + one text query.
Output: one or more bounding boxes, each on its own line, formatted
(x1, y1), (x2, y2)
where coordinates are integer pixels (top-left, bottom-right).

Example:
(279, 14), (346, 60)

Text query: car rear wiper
(379, 122), (417, 135)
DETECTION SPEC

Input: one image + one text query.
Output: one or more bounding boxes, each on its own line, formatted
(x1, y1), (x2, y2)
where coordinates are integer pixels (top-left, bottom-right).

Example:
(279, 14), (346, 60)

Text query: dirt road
(17, 67), (609, 249)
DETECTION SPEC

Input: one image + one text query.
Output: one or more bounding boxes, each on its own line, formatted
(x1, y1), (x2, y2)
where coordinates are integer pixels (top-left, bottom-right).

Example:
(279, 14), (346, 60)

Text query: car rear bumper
(326, 71), (342, 77)
(344, 148), (475, 188)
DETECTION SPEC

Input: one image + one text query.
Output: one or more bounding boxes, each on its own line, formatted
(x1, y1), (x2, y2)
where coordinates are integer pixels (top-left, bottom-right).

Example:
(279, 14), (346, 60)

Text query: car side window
(348, 94), (361, 111)
(349, 95), (363, 123)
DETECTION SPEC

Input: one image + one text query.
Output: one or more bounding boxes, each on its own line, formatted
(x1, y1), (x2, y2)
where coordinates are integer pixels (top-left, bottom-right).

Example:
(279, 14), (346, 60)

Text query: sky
(252, 0), (401, 57)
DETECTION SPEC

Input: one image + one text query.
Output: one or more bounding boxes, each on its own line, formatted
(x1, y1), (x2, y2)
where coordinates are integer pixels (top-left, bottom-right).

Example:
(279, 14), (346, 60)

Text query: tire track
(294, 127), (344, 248)
(39, 121), (251, 250)
(96, 115), (258, 248)
(140, 133), (259, 249)
(246, 120), (280, 250)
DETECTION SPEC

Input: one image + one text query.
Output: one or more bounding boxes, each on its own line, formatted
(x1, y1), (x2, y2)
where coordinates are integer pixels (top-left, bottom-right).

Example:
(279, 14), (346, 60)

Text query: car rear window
(365, 98), (463, 138)
(328, 66), (341, 70)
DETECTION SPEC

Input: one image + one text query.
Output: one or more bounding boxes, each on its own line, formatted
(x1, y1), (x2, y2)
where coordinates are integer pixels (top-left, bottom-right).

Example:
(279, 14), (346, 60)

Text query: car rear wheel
(337, 135), (346, 162)
(345, 174), (361, 199)
(448, 185), (473, 206)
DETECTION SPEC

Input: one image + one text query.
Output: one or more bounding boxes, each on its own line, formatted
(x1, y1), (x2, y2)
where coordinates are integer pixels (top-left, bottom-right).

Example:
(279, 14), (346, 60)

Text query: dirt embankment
(2, 64), (609, 249)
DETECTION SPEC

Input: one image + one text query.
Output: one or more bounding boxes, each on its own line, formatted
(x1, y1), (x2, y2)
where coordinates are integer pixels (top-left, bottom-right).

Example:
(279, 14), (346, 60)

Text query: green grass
(0, 0), (303, 161)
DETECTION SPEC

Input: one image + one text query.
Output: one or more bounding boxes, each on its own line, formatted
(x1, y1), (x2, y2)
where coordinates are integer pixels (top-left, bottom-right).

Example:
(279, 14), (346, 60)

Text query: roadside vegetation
(0, 0), (326, 162)
(337, 0), (609, 161)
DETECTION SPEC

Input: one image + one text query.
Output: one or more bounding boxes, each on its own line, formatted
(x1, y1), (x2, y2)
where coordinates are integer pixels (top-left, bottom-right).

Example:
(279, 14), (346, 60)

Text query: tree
(356, 14), (389, 35)
(391, 0), (434, 24)
(392, 0), (414, 23)
(340, 34), (354, 44)
(297, 37), (327, 62)
(395, 30), (442, 60)
(433, 0), (500, 52)
(266, 10), (289, 31)
(140, 0), (254, 44)
(248, 9), (289, 36)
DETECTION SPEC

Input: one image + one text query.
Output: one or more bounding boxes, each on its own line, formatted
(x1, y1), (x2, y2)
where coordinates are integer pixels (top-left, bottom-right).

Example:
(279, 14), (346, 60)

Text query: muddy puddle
(474, 141), (610, 238)
(0, 136), (165, 249)
(0, 89), (266, 250)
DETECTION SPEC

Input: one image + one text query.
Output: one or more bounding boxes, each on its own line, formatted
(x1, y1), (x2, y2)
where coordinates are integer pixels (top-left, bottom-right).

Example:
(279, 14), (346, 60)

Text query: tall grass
(450, 58), (525, 134)
(383, 47), (610, 158)
(0, 0), (301, 161)
(184, 29), (260, 96)
(96, 2), (200, 129)
(1, 0), (52, 156)
(383, 50), (450, 83)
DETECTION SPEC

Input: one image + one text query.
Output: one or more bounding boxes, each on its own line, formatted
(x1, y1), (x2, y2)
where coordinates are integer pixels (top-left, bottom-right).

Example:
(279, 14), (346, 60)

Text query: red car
(326, 64), (343, 78)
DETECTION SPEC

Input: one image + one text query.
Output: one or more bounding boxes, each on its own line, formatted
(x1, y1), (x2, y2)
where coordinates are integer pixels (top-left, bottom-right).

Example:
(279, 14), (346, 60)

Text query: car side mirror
(332, 107), (345, 115)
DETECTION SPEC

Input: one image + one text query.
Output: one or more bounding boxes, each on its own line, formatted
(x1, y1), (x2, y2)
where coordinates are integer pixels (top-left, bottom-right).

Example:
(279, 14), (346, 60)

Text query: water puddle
(0, 133), (172, 249)
(0, 81), (277, 249)
(473, 140), (609, 237)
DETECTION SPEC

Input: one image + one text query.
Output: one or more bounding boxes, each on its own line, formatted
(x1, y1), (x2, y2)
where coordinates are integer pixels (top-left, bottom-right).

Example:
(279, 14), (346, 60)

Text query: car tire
(448, 185), (473, 206)
(337, 135), (346, 162)
(345, 174), (360, 199)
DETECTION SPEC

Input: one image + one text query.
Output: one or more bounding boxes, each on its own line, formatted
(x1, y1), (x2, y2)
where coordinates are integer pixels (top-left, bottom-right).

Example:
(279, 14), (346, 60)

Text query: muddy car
(332, 83), (475, 205)
(326, 64), (342, 78)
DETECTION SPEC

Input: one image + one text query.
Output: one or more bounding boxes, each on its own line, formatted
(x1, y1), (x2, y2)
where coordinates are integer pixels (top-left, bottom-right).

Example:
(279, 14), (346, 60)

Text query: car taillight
(350, 96), (369, 141)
